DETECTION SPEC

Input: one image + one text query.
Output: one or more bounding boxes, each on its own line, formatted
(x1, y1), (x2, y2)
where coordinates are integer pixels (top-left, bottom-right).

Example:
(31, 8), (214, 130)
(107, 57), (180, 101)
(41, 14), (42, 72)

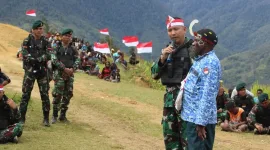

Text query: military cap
(194, 28), (218, 46)
(236, 82), (246, 91)
(61, 29), (73, 36)
(32, 20), (44, 29)
(258, 93), (269, 103)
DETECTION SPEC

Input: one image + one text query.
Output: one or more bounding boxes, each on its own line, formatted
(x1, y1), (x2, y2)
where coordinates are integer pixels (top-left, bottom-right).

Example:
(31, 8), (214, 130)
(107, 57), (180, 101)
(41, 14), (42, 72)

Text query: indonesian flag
(122, 36), (134, 43)
(166, 15), (184, 29)
(99, 28), (109, 35)
(136, 41), (152, 53)
(123, 36), (139, 47)
(0, 85), (3, 91)
(26, 9), (36, 17)
(94, 42), (110, 53)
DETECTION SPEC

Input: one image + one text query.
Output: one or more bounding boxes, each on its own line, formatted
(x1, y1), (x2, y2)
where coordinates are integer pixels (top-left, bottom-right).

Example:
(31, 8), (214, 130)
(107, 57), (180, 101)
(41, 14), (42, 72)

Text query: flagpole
(108, 35), (113, 60)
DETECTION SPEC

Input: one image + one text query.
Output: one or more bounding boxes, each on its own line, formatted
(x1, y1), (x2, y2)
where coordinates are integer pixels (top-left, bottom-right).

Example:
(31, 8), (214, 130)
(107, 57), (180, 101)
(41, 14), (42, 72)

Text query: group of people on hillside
(216, 83), (270, 135)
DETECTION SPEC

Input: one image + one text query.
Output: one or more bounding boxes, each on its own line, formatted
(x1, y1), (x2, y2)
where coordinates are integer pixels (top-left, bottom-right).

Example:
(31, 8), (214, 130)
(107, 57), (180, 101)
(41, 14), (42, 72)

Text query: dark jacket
(0, 95), (21, 130)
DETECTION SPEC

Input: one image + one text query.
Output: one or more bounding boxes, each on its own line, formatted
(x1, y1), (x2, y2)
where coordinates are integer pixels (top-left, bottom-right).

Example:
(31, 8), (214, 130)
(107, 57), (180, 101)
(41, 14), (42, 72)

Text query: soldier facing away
(19, 20), (52, 127)
(50, 29), (80, 124)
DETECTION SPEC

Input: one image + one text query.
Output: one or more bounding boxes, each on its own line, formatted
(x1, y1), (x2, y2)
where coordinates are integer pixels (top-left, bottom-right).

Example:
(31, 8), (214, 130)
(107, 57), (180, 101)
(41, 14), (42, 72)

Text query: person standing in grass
(181, 29), (221, 150)
(50, 29), (80, 124)
(151, 16), (193, 150)
(19, 20), (51, 127)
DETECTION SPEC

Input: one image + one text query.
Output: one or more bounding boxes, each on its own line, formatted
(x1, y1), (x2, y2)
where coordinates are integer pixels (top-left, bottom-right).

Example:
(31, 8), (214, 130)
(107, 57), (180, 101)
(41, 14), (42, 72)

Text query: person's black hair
(225, 100), (235, 110)
(257, 89), (263, 93)
(172, 17), (183, 20)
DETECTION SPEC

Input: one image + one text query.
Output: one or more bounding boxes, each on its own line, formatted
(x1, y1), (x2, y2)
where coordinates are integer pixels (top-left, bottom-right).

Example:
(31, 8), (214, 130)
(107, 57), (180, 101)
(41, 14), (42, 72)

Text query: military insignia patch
(203, 67), (209, 75)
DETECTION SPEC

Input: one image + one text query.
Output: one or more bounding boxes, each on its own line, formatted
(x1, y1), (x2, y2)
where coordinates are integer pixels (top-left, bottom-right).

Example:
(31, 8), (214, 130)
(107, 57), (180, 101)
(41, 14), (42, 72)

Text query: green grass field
(1, 72), (270, 150)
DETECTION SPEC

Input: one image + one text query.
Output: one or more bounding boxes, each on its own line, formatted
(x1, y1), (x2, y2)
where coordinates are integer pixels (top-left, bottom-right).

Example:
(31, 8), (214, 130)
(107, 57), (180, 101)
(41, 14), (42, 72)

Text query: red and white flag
(122, 36), (134, 43)
(26, 9), (36, 17)
(99, 28), (109, 35)
(94, 42), (110, 54)
(136, 41), (152, 53)
(123, 36), (139, 47)
(0, 85), (3, 91)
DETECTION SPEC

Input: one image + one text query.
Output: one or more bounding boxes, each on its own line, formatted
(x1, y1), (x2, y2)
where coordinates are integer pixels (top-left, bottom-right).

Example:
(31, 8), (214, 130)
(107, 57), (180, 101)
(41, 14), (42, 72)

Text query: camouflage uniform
(19, 33), (51, 124)
(51, 42), (80, 121)
(0, 95), (23, 143)
(217, 93), (228, 122)
(247, 103), (270, 134)
(151, 39), (192, 150)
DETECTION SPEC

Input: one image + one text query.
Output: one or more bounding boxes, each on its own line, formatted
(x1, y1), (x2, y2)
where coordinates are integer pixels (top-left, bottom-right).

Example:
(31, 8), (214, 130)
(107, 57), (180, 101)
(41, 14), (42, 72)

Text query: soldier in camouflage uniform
(50, 29), (80, 124)
(151, 16), (193, 150)
(19, 20), (52, 127)
(0, 86), (23, 144)
(247, 93), (270, 135)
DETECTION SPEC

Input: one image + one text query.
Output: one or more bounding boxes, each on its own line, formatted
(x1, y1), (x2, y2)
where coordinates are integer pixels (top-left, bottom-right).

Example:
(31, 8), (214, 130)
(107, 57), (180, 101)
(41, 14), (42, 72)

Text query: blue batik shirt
(181, 50), (221, 126)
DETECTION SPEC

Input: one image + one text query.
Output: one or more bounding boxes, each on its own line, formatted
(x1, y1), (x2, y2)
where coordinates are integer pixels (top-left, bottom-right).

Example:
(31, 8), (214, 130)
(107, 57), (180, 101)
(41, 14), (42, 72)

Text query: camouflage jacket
(50, 44), (80, 72)
(247, 104), (270, 126)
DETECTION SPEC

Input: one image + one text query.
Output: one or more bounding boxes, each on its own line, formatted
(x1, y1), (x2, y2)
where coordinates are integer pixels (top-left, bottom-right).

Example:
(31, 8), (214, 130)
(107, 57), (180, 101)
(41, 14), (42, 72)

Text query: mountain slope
(221, 44), (270, 88)
(0, 0), (172, 59)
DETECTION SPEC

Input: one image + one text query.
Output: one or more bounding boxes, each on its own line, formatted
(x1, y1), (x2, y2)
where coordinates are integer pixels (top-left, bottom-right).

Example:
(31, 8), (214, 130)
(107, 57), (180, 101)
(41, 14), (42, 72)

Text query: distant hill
(0, 0), (172, 59)
(221, 44), (270, 88)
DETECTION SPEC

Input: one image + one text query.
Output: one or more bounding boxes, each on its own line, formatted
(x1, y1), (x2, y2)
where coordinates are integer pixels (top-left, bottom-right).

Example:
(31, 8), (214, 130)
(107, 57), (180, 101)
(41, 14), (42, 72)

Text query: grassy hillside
(1, 23), (270, 150)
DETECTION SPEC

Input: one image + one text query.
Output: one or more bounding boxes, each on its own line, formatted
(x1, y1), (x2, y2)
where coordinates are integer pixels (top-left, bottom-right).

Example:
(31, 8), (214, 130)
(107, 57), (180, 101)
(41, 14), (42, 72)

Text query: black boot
(51, 116), (57, 124)
(59, 109), (69, 123)
(254, 127), (270, 135)
(51, 108), (58, 124)
(43, 111), (50, 127)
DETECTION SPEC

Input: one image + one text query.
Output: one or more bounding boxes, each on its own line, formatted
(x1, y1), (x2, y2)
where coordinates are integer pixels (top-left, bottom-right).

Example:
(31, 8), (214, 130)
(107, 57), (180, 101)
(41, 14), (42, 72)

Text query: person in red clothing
(99, 61), (111, 81)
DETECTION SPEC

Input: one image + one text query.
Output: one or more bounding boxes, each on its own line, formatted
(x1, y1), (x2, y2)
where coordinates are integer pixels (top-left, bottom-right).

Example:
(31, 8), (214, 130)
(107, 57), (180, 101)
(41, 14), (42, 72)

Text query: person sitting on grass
(0, 85), (23, 144)
(216, 87), (229, 123)
(247, 93), (270, 135)
(253, 89), (263, 104)
(98, 61), (111, 81)
(88, 62), (100, 76)
(233, 83), (254, 116)
(220, 100), (248, 132)
(110, 69), (120, 83)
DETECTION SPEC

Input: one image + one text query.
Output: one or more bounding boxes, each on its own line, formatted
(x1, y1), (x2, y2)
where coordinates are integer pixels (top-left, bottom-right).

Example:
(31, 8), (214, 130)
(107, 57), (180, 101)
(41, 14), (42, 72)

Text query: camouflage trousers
(162, 88), (187, 150)
(0, 123), (23, 144)
(19, 71), (50, 119)
(217, 110), (227, 122)
(52, 72), (74, 117)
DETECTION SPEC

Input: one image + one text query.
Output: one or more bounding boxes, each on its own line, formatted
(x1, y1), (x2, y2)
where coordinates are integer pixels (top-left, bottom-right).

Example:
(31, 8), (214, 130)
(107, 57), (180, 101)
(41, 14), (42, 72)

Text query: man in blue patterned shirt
(181, 29), (221, 150)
